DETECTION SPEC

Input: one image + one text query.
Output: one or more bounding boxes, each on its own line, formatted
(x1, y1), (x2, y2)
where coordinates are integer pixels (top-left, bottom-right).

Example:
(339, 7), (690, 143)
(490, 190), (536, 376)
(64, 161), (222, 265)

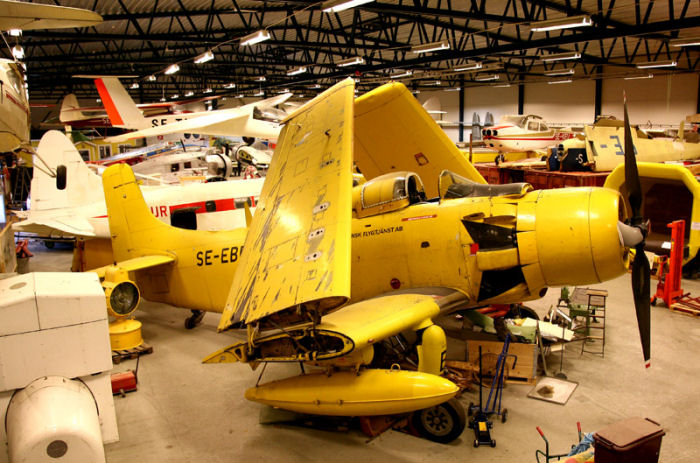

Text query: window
(528, 121), (539, 131)
(205, 200), (216, 212)
(99, 145), (112, 159)
(184, 161), (192, 169)
(118, 144), (131, 154)
(171, 163), (180, 172)
(78, 150), (90, 162)
(234, 198), (247, 209)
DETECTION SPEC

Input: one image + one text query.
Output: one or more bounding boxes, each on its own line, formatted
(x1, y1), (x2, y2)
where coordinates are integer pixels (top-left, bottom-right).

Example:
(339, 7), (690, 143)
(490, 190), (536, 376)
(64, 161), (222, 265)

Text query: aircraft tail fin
(94, 77), (148, 129)
(101, 163), (170, 262)
(30, 130), (103, 211)
(59, 94), (88, 123)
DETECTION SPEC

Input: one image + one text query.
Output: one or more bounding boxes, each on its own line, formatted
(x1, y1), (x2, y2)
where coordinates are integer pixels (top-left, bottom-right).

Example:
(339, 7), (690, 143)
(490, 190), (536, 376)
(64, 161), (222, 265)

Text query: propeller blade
(631, 243), (651, 367)
(623, 93), (643, 221)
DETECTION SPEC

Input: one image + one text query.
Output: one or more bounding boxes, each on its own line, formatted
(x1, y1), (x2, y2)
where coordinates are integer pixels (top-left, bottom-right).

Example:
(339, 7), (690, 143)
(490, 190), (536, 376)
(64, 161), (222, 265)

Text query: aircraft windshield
(501, 115), (528, 127)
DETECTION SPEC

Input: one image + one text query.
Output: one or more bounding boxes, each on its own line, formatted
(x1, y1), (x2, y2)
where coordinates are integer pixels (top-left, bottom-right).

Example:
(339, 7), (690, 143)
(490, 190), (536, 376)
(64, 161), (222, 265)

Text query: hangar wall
(418, 72), (699, 143)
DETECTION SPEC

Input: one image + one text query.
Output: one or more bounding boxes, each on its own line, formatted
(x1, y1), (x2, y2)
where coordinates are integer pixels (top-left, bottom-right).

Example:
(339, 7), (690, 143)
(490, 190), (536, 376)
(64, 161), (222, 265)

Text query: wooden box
(466, 339), (537, 384)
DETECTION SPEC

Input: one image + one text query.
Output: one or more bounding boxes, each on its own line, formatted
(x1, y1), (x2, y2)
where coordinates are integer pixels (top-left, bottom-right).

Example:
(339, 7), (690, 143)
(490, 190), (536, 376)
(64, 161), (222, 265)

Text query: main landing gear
(185, 310), (205, 329)
(411, 398), (466, 443)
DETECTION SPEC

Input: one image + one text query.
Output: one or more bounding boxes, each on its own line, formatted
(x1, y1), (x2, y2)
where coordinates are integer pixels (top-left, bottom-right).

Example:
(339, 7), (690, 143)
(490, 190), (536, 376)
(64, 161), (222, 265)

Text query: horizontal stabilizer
(91, 254), (175, 278)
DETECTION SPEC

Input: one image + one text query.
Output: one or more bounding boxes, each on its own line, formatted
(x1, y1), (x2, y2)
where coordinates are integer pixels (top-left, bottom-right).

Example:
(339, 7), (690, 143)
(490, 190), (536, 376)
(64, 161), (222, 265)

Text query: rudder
(31, 130), (103, 211)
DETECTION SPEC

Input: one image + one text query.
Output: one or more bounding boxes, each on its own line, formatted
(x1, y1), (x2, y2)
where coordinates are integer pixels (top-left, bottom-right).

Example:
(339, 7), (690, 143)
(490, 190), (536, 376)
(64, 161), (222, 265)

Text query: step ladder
(573, 288), (608, 357)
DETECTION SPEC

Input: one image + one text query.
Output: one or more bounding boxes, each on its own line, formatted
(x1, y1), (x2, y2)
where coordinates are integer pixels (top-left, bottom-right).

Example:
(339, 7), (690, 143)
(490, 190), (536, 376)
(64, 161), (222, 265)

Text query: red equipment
(651, 220), (685, 308)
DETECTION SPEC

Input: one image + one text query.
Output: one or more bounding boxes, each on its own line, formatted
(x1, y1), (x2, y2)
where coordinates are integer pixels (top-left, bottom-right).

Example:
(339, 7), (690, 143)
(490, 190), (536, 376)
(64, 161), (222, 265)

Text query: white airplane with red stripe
(13, 131), (263, 239)
(481, 114), (576, 153)
(89, 76), (290, 143)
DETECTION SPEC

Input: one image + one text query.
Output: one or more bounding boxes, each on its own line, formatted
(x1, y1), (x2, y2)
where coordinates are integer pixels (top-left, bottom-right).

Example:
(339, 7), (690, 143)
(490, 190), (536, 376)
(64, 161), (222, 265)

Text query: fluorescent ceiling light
(96, 98), (101, 103)
(336, 56), (365, 67)
(540, 52), (581, 62)
(203, 88), (213, 93)
(253, 90), (265, 97)
(548, 79), (572, 84)
(545, 68), (575, 76)
(8, 29), (21, 37)
(411, 40), (450, 54)
(278, 88), (290, 93)
(185, 91), (194, 97)
(670, 37), (700, 47)
(636, 60), (677, 69)
(390, 69), (413, 79)
(427, 80), (441, 86)
(224, 83), (236, 89)
(171, 94), (179, 99)
(531, 15), (592, 32)
(147, 75), (157, 81)
(11, 45), (24, 60)
(475, 74), (500, 81)
(164, 64), (180, 75)
(254, 76), (266, 82)
(412, 89), (420, 94)
(322, 0), (374, 13)
(624, 74), (654, 80)
(427, 110), (447, 114)
(444, 87), (461, 92)
(493, 84), (511, 88)
(454, 62), (482, 72)
(194, 50), (214, 64)
(240, 30), (271, 46)
(287, 66), (307, 76)
(308, 84), (321, 89)
(159, 97), (166, 102)
(130, 83), (139, 89)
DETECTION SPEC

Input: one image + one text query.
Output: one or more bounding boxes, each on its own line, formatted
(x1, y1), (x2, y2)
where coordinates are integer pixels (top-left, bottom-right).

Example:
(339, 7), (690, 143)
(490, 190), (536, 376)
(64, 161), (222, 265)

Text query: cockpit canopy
(352, 171), (426, 219)
(501, 114), (548, 132)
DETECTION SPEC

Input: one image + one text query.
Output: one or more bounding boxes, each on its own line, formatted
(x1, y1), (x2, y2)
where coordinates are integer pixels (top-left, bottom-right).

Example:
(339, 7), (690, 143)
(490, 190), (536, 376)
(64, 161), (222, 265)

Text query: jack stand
(469, 346), (496, 447)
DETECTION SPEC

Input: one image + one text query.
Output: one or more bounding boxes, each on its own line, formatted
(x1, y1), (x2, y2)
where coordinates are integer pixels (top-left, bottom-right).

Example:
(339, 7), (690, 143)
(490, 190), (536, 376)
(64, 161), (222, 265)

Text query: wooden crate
(466, 340), (537, 384)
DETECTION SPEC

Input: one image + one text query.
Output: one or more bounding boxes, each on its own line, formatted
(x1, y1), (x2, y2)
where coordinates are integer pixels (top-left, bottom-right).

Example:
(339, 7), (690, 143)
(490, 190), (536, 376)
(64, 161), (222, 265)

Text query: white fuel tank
(6, 376), (105, 463)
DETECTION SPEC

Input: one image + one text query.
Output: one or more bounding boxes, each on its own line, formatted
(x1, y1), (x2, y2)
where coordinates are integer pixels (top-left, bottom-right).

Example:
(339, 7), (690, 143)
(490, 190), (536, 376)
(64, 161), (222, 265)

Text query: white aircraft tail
(94, 77), (148, 129)
(59, 94), (89, 123)
(31, 130), (103, 211)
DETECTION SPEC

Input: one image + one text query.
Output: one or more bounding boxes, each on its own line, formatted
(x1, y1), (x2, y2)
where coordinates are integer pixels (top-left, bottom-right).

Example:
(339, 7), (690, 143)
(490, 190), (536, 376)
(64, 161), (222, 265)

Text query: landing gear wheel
(501, 409), (508, 423)
(495, 154), (505, 165)
(44, 240), (54, 249)
(185, 310), (205, 329)
(411, 398), (466, 444)
(473, 440), (479, 448)
(490, 439), (496, 447)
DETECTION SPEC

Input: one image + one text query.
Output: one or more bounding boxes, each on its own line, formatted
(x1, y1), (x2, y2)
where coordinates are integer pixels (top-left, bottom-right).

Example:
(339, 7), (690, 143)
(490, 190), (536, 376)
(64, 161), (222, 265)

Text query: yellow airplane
(197, 80), (651, 443)
(557, 117), (700, 172)
(99, 80), (650, 443)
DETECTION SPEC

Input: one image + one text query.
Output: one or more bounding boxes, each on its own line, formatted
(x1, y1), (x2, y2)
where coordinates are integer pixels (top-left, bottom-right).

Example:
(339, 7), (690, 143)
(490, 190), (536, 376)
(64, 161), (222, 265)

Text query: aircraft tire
(411, 398), (466, 444)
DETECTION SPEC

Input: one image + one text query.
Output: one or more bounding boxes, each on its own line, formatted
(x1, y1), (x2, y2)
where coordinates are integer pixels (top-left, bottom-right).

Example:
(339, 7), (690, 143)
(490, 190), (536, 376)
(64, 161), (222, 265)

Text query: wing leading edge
(217, 79), (355, 331)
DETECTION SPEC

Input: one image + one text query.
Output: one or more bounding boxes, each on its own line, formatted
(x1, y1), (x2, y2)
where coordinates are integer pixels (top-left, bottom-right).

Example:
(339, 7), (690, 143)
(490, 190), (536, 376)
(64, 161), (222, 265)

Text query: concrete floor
(26, 241), (700, 463)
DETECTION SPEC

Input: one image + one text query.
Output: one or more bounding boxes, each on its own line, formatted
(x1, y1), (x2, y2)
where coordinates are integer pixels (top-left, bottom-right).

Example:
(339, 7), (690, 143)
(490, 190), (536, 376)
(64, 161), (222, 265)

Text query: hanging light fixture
(164, 64), (180, 75)
(194, 50), (215, 64)
(411, 40), (450, 54)
(531, 15), (592, 32)
(240, 30), (271, 46)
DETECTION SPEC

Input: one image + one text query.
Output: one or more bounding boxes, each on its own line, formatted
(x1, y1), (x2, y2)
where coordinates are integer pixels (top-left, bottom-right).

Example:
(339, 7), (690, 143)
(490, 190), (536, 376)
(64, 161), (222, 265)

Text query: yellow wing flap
(217, 79), (355, 331)
(204, 293), (440, 364)
(354, 82), (485, 198)
(90, 254), (176, 279)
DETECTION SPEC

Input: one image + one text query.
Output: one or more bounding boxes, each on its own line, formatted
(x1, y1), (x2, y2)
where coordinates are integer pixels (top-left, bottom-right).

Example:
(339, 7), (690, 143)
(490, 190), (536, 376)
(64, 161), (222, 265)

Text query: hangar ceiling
(6, 0), (700, 104)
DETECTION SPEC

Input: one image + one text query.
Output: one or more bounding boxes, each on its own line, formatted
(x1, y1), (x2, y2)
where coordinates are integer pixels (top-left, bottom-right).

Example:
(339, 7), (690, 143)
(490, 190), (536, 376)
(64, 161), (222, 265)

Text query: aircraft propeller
(616, 93), (652, 368)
